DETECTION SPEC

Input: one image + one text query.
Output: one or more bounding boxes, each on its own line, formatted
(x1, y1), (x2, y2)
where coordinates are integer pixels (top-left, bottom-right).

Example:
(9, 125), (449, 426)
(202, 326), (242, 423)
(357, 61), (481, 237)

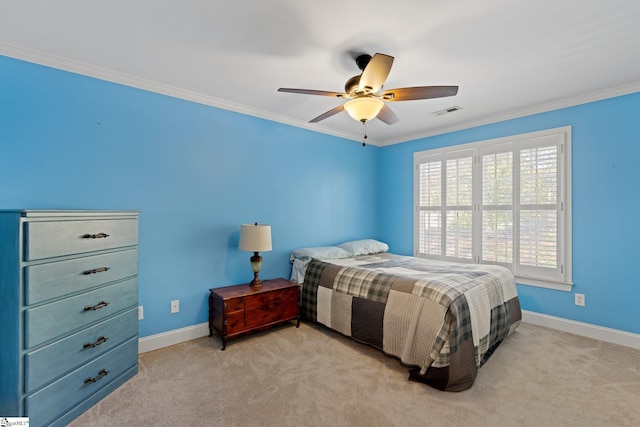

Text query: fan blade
(278, 88), (349, 98)
(381, 86), (458, 101)
(376, 104), (399, 125)
(359, 53), (394, 94)
(309, 105), (345, 123)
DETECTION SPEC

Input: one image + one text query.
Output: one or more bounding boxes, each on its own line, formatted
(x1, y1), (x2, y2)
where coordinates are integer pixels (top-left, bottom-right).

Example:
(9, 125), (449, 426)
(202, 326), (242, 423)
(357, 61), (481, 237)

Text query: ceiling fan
(278, 53), (459, 126)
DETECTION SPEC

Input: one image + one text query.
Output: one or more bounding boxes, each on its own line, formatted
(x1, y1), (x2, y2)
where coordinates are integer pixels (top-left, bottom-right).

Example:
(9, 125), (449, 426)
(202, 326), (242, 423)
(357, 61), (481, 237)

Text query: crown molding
(383, 82), (640, 146)
(3, 42), (638, 149)
(0, 42), (362, 145)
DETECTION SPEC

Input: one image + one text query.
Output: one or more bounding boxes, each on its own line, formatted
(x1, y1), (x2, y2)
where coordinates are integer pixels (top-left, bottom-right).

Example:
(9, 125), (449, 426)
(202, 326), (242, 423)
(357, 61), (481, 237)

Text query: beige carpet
(69, 322), (640, 427)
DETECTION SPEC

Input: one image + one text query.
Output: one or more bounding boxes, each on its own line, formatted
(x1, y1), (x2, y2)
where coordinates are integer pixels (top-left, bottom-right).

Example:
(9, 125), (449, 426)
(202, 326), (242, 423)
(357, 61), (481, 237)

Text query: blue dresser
(0, 210), (139, 426)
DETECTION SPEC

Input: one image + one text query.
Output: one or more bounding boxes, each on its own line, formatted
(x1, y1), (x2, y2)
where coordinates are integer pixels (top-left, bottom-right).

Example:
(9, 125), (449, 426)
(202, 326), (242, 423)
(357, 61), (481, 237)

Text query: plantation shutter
(517, 136), (562, 280)
(417, 160), (442, 256)
(415, 150), (474, 261)
(414, 127), (571, 290)
(445, 157), (473, 260)
(481, 147), (514, 265)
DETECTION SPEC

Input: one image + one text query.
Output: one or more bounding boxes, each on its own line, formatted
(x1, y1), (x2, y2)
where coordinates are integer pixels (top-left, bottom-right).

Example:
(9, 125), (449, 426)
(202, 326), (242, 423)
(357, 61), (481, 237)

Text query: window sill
(516, 276), (574, 292)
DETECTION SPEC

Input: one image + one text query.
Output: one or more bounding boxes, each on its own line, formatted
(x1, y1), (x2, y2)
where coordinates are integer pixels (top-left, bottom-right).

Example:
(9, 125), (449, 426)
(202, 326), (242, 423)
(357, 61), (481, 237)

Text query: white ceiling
(2, 0), (640, 146)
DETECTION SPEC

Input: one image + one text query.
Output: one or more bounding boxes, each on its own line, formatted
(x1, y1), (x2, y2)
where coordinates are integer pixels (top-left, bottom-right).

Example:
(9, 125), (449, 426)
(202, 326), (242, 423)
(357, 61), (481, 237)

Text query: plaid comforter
(301, 253), (521, 391)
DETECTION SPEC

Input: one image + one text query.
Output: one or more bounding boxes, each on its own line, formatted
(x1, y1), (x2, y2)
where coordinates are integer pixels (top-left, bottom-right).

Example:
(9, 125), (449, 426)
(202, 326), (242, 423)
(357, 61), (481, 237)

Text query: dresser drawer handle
(83, 301), (110, 311)
(83, 336), (109, 349)
(84, 368), (109, 384)
(82, 232), (110, 239)
(83, 266), (111, 275)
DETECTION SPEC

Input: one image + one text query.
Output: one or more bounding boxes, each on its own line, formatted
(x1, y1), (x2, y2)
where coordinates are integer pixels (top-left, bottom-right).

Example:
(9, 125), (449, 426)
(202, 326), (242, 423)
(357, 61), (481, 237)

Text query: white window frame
(414, 126), (572, 291)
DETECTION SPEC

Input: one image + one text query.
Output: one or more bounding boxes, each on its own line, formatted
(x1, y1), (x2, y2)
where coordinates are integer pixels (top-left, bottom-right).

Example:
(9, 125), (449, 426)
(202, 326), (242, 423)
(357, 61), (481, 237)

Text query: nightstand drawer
(25, 338), (138, 427)
(24, 218), (138, 261)
(25, 249), (138, 305)
(225, 311), (246, 334)
(25, 308), (138, 392)
(245, 303), (299, 330)
(225, 297), (244, 312)
(244, 288), (298, 312)
(244, 286), (299, 310)
(25, 278), (138, 348)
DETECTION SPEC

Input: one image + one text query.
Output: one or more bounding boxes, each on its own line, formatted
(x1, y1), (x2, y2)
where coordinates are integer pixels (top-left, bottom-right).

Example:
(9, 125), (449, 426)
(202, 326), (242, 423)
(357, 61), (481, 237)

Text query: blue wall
(379, 92), (640, 335)
(2, 55), (639, 338)
(0, 56), (381, 337)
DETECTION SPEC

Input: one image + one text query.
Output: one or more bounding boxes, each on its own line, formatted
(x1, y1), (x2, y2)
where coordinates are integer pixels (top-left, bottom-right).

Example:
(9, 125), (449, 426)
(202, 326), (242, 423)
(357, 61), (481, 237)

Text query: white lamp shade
(238, 224), (272, 252)
(344, 97), (384, 122)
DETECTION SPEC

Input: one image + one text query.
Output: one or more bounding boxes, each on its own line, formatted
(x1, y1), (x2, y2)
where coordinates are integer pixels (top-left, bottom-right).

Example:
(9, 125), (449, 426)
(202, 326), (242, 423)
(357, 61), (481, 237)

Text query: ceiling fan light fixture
(278, 52), (458, 126)
(344, 97), (384, 122)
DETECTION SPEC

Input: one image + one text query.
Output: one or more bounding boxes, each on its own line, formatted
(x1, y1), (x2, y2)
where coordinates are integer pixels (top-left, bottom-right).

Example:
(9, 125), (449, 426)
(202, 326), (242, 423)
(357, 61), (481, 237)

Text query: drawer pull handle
(83, 336), (109, 349)
(84, 368), (109, 384)
(83, 266), (110, 275)
(83, 301), (109, 311)
(82, 232), (110, 239)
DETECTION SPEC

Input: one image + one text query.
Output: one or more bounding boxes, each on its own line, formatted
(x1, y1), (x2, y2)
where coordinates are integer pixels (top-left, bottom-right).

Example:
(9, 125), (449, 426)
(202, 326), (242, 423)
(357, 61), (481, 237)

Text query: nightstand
(208, 278), (300, 350)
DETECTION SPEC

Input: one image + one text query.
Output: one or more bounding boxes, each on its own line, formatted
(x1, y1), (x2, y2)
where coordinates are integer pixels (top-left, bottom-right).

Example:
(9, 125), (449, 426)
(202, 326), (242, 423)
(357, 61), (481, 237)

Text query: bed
(290, 239), (521, 392)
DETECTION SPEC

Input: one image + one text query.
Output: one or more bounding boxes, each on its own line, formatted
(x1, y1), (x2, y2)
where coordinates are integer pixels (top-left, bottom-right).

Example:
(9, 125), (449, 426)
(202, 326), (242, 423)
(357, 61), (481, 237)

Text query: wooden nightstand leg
(208, 293), (214, 337)
(221, 319), (228, 350)
(297, 285), (302, 328)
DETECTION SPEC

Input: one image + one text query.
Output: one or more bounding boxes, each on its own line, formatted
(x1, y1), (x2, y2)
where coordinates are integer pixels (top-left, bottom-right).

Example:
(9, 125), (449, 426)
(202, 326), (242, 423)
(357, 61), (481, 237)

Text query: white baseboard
(138, 322), (210, 354)
(521, 310), (640, 350)
(137, 313), (640, 354)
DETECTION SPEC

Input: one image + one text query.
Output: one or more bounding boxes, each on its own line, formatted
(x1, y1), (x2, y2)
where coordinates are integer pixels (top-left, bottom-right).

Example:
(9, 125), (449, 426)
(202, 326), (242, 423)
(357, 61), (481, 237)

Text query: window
(414, 127), (572, 291)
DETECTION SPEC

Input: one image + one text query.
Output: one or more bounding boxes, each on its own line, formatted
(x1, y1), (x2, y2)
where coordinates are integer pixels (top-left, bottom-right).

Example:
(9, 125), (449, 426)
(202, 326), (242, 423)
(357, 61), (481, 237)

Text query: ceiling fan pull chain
(362, 120), (368, 147)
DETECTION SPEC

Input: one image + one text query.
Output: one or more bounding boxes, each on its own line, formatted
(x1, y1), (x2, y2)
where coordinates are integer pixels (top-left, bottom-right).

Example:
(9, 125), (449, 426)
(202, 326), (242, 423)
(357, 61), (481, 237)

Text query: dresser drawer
(25, 278), (138, 348)
(24, 218), (138, 261)
(25, 249), (138, 305)
(25, 308), (138, 393)
(25, 338), (138, 427)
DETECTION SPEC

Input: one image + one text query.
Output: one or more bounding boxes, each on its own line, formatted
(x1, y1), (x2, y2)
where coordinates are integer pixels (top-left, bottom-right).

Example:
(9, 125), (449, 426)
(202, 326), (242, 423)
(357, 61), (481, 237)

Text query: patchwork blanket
(301, 253), (521, 391)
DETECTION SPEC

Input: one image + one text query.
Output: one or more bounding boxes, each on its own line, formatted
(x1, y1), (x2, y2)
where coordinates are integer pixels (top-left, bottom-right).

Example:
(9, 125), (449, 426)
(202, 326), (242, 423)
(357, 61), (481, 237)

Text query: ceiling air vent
(432, 106), (462, 116)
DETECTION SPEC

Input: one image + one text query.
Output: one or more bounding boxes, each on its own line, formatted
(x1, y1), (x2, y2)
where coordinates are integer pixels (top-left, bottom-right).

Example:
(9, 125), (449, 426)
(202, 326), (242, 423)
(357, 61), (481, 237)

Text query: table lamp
(238, 223), (272, 289)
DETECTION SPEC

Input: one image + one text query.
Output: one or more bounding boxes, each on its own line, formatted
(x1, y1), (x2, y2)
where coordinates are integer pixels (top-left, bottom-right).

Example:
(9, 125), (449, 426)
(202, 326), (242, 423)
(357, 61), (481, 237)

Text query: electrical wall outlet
(138, 306), (144, 320)
(171, 300), (179, 314)
(574, 293), (585, 307)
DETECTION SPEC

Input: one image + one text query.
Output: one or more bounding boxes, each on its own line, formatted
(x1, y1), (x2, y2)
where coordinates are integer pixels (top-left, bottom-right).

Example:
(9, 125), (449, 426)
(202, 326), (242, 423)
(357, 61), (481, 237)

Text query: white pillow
(337, 239), (389, 256)
(290, 246), (352, 262)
